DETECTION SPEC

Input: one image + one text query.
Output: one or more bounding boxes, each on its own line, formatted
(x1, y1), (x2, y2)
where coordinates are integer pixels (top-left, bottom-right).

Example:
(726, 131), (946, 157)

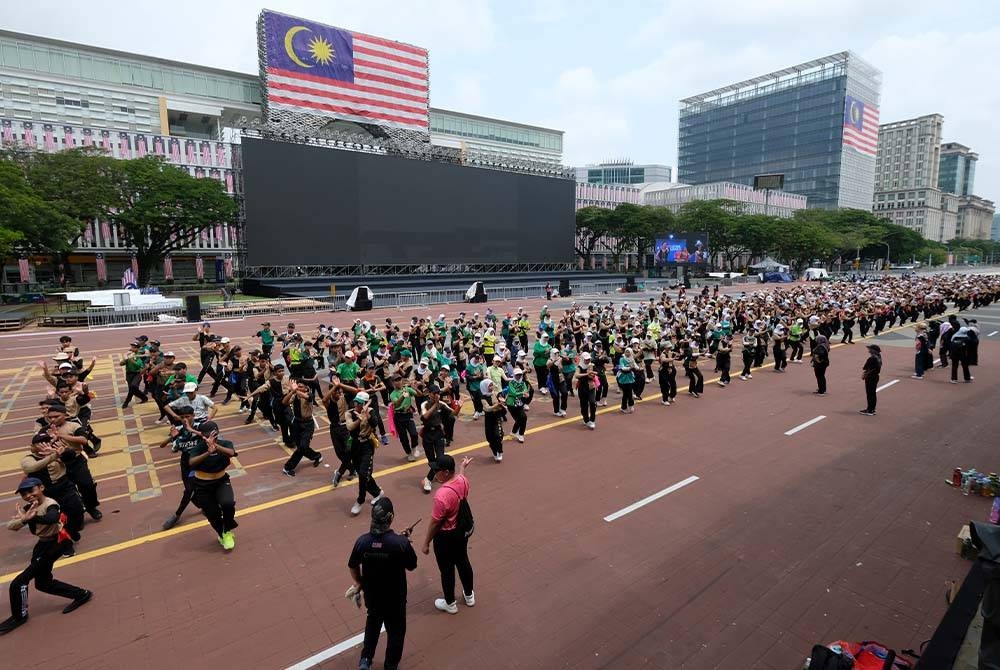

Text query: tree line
(0, 147), (236, 285)
(576, 200), (999, 272)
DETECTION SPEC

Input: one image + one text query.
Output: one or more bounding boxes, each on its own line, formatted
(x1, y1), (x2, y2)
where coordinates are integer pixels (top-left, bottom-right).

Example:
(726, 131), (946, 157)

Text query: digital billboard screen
(653, 232), (710, 265)
(241, 137), (576, 267)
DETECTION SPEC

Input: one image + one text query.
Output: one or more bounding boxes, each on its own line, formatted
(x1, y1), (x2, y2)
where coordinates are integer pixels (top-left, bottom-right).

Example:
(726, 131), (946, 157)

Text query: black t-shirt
(348, 530), (417, 605)
(189, 438), (236, 474)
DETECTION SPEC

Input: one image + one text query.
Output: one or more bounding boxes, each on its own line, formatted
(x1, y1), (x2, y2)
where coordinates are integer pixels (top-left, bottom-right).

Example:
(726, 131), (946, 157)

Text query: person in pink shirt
(421, 455), (475, 614)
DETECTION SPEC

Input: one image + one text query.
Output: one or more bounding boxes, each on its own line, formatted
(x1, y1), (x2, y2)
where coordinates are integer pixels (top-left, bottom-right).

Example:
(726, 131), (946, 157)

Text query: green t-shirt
(532, 341), (551, 368)
(258, 329), (275, 346)
(337, 361), (361, 381)
(506, 380), (528, 407)
(389, 387), (416, 411)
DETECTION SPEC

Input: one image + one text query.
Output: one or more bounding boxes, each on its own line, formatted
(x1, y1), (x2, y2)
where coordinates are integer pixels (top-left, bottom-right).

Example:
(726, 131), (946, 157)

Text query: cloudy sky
(5, 0), (999, 201)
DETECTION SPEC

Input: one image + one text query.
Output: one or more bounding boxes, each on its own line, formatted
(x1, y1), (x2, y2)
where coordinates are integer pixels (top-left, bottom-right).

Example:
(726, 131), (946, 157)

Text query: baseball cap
(183, 382), (198, 393)
(53, 352), (71, 362)
(345, 350), (355, 358)
(198, 421), (219, 436)
(354, 391), (370, 403)
(513, 368), (524, 377)
(371, 496), (394, 527)
(58, 362), (74, 370)
(220, 337), (230, 344)
(16, 477), (43, 493)
(164, 351), (176, 357)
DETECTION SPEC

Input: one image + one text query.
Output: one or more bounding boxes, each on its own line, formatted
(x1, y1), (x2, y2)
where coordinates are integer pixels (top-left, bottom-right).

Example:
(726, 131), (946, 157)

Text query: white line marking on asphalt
(989, 331), (998, 337)
(285, 626), (384, 670)
(876, 379), (900, 392)
(784, 415), (826, 436)
(603, 475), (699, 522)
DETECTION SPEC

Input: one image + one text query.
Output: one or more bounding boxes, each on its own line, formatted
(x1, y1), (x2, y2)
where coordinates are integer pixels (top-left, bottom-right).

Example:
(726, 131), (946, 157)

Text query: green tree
(733, 214), (781, 268)
(575, 206), (613, 268)
(775, 212), (840, 272)
(21, 148), (118, 231)
(0, 161), (79, 255)
(105, 157), (237, 285)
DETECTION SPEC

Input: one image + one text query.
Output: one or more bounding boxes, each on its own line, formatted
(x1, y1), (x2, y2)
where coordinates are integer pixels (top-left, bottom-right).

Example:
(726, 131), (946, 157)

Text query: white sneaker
(587, 421), (595, 429)
(599, 400), (608, 407)
(422, 478), (432, 492)
(434, 598), (458, 614)
(406, 452), (417, 463)
(473, 412), (482, 420)
(539, 388), (548, 395)
(662, 400), (670, 406)
(463, 591), (476, 607)
(516, 434), (525, 443)
(494, 453), (502, 462)
(553, 411), (562, 417)
(413, 448), (423, 458)
(523, 404), (531, 411)
(370, 493), (384, 506)
(350, 502), (363, 516)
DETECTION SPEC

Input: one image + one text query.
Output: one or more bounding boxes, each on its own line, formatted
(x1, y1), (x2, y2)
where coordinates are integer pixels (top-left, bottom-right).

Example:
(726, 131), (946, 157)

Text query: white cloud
(545, 104), (631, 166)
(555, 67), (601, 100)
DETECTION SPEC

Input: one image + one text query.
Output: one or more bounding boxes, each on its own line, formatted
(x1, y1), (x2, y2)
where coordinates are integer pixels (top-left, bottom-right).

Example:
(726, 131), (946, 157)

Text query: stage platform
(243, 270), (631, 299)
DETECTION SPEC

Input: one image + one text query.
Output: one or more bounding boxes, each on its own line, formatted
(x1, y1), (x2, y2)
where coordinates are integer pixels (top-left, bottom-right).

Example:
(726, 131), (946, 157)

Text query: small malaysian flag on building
(96, 253), (108, 283)
(195, 256), (205, 280)
(163, 255), (174, 281)
(843, 95), (879, 156)
(131, 255), (139, 282)
(18, 257), (31, 283)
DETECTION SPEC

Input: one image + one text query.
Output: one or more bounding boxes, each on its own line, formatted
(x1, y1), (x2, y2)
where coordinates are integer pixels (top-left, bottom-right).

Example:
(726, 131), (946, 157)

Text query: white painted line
(989, 330), (998, 337)
(784, 415), (826, 436)
(285, 626), (384, 670)
(603, 475), (699, 522)
(876, 379), (900, 392)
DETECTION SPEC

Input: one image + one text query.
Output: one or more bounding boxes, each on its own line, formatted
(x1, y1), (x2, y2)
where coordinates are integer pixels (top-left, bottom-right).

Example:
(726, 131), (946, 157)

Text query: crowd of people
(5, 273), (998, 665)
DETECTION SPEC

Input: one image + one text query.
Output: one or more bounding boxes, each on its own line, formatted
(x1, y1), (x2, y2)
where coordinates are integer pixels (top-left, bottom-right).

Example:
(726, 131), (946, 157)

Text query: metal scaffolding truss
(242, 262), (576, 279)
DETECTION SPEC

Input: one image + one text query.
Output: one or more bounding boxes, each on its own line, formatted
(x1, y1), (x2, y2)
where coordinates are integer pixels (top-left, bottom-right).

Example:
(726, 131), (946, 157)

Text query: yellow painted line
(0, 315), (935, 584)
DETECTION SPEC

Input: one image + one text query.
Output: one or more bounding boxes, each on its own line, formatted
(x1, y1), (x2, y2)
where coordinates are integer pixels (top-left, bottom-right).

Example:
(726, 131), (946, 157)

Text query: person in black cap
(422, 454), (475, 615)
(1, 477), (92, 635)
(254, 322), (276, 359)
(20, 431), (85, 547)
(159, 406), (203, 531)
(347, 497), (418, 670)
(120, 340), (149, 408)
(859, 344), (882, 416)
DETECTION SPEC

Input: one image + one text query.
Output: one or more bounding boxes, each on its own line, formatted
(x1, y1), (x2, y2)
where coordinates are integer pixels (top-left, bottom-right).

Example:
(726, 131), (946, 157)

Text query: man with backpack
(422, 454), (475, 615)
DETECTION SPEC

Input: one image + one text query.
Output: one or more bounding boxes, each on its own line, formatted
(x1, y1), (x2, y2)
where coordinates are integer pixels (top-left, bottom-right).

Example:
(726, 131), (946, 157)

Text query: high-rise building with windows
(678, 51), (881, 210)
(574, 160), (671, 186)
(938, 142), (977, 196)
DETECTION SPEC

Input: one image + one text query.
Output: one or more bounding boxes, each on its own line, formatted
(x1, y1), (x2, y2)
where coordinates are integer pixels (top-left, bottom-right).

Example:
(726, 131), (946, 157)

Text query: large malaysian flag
(259, 10), (429, 132)
(842, 94), (879, 156)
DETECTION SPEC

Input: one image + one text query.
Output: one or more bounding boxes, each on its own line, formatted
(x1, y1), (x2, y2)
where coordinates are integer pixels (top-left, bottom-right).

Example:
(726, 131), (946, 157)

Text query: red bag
(823, 640), (913, 670)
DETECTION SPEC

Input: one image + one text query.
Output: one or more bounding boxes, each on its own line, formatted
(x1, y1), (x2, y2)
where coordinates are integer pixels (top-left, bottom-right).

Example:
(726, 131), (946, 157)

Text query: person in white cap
(504, 369), (530, 442)
(166, 382), (217, 425)
(478, 380), (507, 461)
(347, 392), (384, 515)
(574, 353), (598, 429)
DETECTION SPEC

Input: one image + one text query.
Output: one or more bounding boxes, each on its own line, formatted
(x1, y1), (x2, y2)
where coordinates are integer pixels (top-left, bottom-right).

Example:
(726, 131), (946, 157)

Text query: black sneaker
(62, 590), (92, 614)
(282, 468), (296, 477)
(332, 471), (343, 488)
(61, 543), (76, 557)
(0, 615), (28, 635)
(162, 514), (180, 531)
(312, 455), (323, 468)
(90, 437), (102, 454)
(244, 417), (254, 425)
(89, 509), (103, 521)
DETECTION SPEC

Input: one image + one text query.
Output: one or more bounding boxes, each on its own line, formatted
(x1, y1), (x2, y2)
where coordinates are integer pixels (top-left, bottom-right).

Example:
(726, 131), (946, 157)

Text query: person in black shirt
(280, 378), (323, 477)
(347, 497), (417, 670)
(1, 477), (91, 635)
(187, 421), (239, 550)
(160, 406), (204, 530)
(859, 344), (882, 416)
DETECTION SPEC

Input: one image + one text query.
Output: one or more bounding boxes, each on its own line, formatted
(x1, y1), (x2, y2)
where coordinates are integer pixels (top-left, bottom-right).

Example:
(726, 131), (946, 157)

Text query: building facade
(678, 52), (882, 211)
(873, 188), (958, 243)
(938, 142), (977, 196)
(0, 28), (565, 285)
(992, 213), (1000, 241)
(642, 182), (807, 217)
(955, 196), (996, 240)
(574, 160), (671, 186)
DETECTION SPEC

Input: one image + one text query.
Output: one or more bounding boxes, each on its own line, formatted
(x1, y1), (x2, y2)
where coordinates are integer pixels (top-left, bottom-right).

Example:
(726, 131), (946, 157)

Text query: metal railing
(86, 305), (187, 329)
(200, 297), (342, 320)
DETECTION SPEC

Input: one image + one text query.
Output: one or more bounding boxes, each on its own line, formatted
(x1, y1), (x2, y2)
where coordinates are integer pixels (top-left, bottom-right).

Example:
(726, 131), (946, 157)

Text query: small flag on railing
(163, 255), (174, 281)
(100, 221), (112, 243)
(18, 257), (30, 283)
(130, 256), (139, 283)
(122, 266), (137, 289)
(223, 254), (233, 279)
(195, 256), (205, 279)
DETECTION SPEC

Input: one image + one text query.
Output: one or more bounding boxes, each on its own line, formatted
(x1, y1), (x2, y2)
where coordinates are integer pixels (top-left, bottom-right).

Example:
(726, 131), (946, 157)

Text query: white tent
(749, 257), (790, 273)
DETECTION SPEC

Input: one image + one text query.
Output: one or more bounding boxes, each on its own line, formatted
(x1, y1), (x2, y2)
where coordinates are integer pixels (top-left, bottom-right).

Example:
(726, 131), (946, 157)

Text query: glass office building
(678, 52), (881, 210)
(574, 161), (672, 185)
(938, 142), (977, 196)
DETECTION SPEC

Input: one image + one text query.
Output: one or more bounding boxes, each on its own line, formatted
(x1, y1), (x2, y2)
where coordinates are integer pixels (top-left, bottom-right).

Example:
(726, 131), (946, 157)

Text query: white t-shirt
(169, 394), (215, 421)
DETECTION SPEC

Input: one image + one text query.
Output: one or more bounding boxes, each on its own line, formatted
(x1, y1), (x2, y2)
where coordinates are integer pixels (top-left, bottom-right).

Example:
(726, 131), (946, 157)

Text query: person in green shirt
(337, 350), (361, 402)
(254, 322), (276, 358)
(505, 368), (530, 443)
(120, 341), (149, 408)
(788, 321), (805, 363)
(531, 334), (552, 394)
(389, 377), (420, 462)
(465, 352), (486, 419)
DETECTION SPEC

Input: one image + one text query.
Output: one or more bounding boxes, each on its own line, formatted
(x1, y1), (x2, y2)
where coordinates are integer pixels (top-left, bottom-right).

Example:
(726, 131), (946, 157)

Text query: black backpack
(456, 495), (474, 538)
